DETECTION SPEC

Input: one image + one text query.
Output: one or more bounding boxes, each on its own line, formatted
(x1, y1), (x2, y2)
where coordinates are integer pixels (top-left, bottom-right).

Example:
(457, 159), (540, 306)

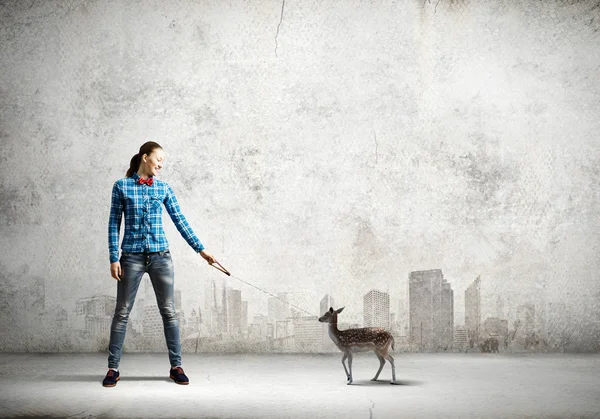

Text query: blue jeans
(107, 249), (182, 369)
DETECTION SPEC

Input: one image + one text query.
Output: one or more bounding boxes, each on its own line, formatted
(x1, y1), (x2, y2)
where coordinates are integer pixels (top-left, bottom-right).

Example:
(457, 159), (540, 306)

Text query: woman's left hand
(200, 249), (216, 265)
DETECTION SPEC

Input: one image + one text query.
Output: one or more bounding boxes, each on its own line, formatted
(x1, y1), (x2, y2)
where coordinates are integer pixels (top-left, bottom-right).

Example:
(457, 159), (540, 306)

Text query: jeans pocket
(159, 250), (171, 257)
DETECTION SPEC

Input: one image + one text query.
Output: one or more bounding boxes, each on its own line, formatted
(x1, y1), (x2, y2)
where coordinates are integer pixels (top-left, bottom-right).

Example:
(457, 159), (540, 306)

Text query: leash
(209, 260), (319, 317)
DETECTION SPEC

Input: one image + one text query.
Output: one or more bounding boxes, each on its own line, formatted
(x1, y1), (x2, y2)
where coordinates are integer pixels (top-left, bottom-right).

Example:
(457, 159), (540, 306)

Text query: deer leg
(371, 353), (385, 381)
(341, 353), (350, 382)
(347, 352), (353, 385)
(384, 353), (397, 384)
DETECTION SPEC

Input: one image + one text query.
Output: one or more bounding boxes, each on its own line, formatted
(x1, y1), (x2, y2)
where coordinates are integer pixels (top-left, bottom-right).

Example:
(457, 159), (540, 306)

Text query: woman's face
(141, 148), (165, 177)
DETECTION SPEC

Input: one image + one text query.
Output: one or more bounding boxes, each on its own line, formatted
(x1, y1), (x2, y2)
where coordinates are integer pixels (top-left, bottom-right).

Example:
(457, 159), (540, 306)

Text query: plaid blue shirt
(108, 172), (205, 263)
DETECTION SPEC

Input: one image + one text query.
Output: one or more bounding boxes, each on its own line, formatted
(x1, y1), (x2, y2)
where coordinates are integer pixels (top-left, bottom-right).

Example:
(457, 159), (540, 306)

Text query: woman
(103, 141), (216, 387)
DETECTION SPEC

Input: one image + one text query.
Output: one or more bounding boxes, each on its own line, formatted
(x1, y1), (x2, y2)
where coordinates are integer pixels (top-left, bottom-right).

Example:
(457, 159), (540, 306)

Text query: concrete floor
(0, 352), (599, 419)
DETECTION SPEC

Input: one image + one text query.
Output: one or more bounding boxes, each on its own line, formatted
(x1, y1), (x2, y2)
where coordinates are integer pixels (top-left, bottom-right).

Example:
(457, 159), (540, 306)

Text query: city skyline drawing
(19, 266), (597, 354)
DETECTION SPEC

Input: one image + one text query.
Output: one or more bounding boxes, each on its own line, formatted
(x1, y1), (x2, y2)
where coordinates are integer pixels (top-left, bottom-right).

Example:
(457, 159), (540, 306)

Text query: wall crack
(275, 0), (286, 57)
(368, 398), (375, 419)
(373, 129), (379, 165)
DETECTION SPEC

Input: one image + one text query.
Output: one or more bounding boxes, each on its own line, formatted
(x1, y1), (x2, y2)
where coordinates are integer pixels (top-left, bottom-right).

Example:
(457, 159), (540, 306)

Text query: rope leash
(209, 260), (319, 317)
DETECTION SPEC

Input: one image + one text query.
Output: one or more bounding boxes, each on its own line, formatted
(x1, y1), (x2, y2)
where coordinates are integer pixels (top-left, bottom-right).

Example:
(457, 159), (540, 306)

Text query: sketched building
(131, 293), (145, 335)
(274, 318), (290, 339)
(390, 313), (399, 334)
(74, 295), (116, 340)
(142, 284), (183, 339)
(393, 298), (408, 336)
(203, 279), (219, 334)
(293, 316), (321, 352)
(363, 289), (391, 330)
(442, 282), (454, 347)
(221, 286), (228, 337)
(409, 269), (454, 351)
(465, 276), (481, 349)
(454, 325), (468, 351)
(249, 314), (269, 342)
(268, 293), (290, 327)
(495, 295), (505, 319)
(320, 294), (337, 351)
(481, 317), (509, 347)
(339, 322), (361, 331)
(544, 302), (572, 350)
(227, 288), (242, 335)
(320, 295), (335, 315)
(143, 299), (162, 339)
(187, 308), (200, 336)
(175, 289), (185, 332)
(514, 304), (536, 349)
(241, 301), (248, 333)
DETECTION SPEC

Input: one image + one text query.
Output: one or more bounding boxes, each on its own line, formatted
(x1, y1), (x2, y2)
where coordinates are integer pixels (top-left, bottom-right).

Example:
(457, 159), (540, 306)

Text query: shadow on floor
(50, 375), (172, 383)
(348, 379), (425, 386)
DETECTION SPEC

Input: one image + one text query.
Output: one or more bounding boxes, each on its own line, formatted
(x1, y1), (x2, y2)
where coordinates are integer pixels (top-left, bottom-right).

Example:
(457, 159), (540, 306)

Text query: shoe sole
(170, 375), (189, 385)
(103, 376), (120, 387)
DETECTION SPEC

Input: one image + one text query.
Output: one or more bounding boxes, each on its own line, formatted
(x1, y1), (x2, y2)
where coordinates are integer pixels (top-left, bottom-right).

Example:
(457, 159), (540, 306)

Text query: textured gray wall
(1, 0), (599, 352)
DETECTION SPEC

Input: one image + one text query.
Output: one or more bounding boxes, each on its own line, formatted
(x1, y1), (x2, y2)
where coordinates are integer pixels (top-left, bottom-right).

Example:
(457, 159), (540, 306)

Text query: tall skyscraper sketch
(268, 293), (289, 327)
(320, 294), (336, 351)
(394, 298), (407, 336)
(409, 269), (454, 351)
(465, 276), (481, 349)
(241, 300), (248, 334)
(514, 303), (536, 349)
(203, 280), (215, 334)
(495, 295), (505, 319)
(454, 325), (468, 351)
(187, 308), (200, 337)
(442, 281), (454, 348)
(175, 289), (185, 333)
(363, 290), (390, 329)
(175, 289), (182, 313)
(221, 286), (228, 336)
(227, 287), (242, 335)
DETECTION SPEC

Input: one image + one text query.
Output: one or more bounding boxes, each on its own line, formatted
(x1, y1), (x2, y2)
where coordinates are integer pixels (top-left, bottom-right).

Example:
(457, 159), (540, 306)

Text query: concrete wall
(1, 0), (599, 352)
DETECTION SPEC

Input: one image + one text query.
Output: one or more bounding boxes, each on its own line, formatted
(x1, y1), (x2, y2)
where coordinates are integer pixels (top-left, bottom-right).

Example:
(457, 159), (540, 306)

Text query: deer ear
(329, 307), (333, 313)
(336, 307), (345, 313)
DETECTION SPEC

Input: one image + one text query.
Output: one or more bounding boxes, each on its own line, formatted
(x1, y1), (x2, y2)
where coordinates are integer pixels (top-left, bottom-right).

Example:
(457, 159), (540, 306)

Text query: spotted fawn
(319, 306), (397, 385)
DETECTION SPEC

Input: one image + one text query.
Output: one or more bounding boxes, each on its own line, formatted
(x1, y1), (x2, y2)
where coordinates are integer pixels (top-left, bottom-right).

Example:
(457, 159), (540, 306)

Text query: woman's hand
(200, 249), (216, 265)
(110, 261), (122, 281)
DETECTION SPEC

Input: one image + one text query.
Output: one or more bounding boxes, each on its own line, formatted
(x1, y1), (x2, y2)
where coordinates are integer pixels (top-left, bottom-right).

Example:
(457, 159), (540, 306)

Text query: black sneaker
(103, 370), (120, 387)
(169, 366), (189, 385)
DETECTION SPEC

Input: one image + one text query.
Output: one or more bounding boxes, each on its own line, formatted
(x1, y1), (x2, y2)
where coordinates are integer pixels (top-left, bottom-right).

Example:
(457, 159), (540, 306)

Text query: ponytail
(125, 153), (141, 177)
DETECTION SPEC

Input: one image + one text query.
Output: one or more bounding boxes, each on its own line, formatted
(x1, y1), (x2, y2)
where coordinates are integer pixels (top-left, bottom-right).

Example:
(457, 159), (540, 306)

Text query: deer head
(318, 306), (344, 324)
